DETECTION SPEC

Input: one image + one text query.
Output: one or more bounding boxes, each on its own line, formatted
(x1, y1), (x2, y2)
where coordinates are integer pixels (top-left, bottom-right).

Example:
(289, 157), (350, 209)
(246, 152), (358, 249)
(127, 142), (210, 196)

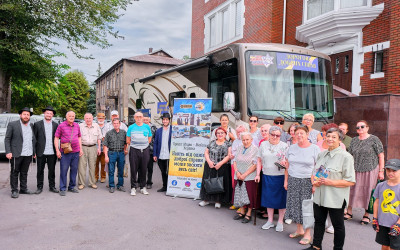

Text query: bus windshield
(245, 50), (333, 121)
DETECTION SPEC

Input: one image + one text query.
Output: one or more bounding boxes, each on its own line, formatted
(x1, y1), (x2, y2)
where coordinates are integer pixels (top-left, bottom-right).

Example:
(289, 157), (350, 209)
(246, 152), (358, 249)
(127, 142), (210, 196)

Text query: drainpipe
(282, 0), (287, 44)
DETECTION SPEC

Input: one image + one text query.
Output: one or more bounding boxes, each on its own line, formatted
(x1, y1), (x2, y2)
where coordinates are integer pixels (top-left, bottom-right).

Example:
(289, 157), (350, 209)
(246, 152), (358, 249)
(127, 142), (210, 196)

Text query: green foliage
(87, 82), (97, 115)
(0, 0), (130, 110)
(58, 71), (90, 118)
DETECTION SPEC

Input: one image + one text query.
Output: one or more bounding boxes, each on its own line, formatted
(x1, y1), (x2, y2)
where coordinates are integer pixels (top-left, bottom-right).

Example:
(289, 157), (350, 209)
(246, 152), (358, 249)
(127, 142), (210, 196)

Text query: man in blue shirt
(126, 111), (152, 196)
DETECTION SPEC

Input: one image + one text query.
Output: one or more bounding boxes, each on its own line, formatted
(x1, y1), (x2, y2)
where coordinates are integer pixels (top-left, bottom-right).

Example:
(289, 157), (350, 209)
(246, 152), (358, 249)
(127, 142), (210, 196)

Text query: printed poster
(166, 98), (212, 199)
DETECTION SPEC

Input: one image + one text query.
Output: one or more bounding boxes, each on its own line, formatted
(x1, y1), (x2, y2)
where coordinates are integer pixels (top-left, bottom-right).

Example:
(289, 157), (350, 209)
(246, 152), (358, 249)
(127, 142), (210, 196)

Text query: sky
(55, 0), (193, 83)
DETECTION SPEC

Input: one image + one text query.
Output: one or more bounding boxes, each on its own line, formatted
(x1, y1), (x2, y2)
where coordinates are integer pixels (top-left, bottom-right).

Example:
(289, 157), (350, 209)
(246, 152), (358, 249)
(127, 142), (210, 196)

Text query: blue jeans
(60, 152), (79, 191)
(108, 151), (125, 188)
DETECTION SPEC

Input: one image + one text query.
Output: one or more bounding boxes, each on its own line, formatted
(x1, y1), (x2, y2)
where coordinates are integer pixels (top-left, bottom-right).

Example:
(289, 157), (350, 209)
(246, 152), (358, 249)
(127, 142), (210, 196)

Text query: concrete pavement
(0, 158), (379, 250)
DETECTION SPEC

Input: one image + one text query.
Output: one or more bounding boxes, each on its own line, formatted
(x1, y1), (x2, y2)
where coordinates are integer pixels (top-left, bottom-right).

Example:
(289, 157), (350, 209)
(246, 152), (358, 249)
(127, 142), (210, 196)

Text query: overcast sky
(55, 0), (192, 83)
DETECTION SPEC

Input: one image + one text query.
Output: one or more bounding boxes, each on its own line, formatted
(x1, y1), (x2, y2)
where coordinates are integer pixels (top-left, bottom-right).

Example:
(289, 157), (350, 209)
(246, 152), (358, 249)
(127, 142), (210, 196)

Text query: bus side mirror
(136, 99), (142, 109)
(223, 92), (235, 111)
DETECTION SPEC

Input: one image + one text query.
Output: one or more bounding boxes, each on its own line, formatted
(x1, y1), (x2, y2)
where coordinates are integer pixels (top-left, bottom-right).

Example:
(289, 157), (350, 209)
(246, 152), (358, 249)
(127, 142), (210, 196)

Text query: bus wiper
(295, 107), (329, 124)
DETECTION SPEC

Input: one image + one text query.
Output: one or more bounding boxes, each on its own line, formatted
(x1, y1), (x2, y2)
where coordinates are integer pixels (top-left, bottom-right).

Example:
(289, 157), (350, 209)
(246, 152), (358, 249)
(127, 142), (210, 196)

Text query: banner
(277, 52), (319, 73)
(166, 98), (212, 199)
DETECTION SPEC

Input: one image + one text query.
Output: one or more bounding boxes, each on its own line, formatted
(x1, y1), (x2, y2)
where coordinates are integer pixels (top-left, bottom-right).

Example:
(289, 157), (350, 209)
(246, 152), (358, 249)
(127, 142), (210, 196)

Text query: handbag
(60, 125), (74, 154)
(302, 194), (314, 229)
(367, 180), (382, 214)
(233, 180), (250, 207)
(204, 168), (224, 195)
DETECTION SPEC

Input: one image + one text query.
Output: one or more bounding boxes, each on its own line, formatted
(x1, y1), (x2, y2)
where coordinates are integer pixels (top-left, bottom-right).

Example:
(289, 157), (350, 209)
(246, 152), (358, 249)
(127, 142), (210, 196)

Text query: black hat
(18, 107), (33, 116)
(161, 113), (171, 120)
(385, 159), (400, 171)
(42, 106), (56, 115)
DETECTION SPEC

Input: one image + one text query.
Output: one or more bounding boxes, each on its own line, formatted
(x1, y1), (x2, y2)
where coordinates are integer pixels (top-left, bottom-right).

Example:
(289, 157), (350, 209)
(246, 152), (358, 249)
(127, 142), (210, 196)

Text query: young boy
(373, 159), (400, 250)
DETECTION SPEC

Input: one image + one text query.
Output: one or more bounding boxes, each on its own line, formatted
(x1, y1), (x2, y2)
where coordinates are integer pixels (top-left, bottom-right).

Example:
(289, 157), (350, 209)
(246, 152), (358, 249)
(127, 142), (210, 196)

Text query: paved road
(0, 158), (379, 250)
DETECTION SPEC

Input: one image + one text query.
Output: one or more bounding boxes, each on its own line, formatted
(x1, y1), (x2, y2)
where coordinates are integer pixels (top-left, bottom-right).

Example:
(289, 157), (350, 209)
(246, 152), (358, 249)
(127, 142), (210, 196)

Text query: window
(374, 51), (384, 73)
(335, 58), (339, 74)
(344, 55), (349, 73)
(307, 0), (334, 20)
(204, 0), (244, 53)
(169, 91), (186, 107)
(306, 0), (368, 20)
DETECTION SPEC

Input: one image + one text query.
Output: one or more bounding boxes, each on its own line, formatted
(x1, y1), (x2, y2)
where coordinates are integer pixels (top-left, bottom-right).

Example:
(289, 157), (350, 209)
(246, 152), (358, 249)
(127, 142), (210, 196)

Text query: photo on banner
(167, 98), (212, 199)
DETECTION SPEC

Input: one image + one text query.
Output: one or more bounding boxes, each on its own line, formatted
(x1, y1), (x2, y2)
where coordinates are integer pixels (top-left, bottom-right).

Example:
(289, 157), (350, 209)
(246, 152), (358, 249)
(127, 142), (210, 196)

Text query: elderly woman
(345, 120), (384, 224)
(284, 126), (320, 245)
(249, 115), (262, 147)
(317, 123), (346, 152)
(199, 127), (232, 209)
(211, 114), (236, 142)
(286, 122), (300, 146)
(255, 126), (289, 232)
(301, 113), (322, 144)
(232, 132), (259, 223)
(307, 127), (355, 250)
(259, 123), (272, 146)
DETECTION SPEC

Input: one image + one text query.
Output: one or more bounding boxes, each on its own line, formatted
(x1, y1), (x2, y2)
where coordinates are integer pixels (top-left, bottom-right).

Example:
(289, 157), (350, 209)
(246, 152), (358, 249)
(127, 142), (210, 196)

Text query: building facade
(192, 0), (400, 96)
(95, 49), (183, 123)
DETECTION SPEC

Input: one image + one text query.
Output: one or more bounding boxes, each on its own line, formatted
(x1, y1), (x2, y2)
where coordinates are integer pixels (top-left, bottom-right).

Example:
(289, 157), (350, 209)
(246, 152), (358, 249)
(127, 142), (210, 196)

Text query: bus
(130, 43), (333, 127)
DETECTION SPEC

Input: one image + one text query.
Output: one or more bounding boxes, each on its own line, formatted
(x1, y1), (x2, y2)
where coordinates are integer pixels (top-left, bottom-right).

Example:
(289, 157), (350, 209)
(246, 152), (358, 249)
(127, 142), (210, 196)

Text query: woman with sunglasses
(345, 120), (384, 224)
(199, 127), (233, 209)
(249, 115), (262, 147)
(284, 125), (320, 245)
(273, 117), (291, 143)
(211, 114), (237, 142)
(255, 126), (288, 232)
(301, 113), (323, 144)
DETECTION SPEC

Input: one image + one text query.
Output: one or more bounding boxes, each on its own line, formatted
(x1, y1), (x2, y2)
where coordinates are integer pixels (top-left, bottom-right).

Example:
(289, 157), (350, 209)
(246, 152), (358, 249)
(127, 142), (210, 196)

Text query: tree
(87, 82), (97, 115)
(58, 71), (90, 118)
(0, 0), (131, 113)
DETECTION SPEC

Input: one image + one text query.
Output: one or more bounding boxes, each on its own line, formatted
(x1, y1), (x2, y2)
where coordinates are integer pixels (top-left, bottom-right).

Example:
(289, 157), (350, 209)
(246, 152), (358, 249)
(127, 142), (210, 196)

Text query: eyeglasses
(270, 133), (281, 138)
(249, 120), (258, 123)
(356, 125), (366, 130)
(274, 121), (284, 125)
(216, 132), (225, 135)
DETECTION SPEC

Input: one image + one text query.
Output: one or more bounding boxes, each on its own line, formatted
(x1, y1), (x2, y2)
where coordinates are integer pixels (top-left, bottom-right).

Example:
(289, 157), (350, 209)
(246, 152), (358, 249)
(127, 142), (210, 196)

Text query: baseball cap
(385, 159), (400, 171)
(111, 110), (119, 116)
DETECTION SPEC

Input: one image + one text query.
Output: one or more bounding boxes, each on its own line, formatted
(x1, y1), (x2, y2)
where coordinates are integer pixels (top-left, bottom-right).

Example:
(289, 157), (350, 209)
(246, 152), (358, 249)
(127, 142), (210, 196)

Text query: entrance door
(330, 50), (353, 92)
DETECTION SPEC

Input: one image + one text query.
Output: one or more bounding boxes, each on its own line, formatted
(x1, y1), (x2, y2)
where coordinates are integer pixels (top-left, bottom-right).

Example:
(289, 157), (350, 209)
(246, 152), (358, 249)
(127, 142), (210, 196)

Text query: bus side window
(190, 93), (196, 98)
(169, 91), (186, 107)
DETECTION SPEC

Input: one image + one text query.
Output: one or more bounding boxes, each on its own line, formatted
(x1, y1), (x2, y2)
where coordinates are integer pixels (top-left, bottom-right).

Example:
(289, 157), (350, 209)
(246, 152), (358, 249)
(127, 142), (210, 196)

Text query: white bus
(130, 43), (333, 127)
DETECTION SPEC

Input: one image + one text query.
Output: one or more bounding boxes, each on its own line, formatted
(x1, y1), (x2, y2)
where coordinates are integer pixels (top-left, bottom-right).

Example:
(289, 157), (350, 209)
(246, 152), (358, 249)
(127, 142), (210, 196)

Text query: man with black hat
(33, 106), (59, 194)
(5, 107), (36, 198)
(153, 113), (172, 192)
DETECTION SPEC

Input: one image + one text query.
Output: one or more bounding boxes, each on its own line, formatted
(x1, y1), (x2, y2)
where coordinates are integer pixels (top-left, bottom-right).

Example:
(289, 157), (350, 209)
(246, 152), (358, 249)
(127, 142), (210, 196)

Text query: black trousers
(129, 147), (149, 189)
(10, 156), (32, 192)
(36, 154), (57, 189)
(158, 159), (169, 189)
(146, 154), (154, 185)
(313, 201), (346, 250)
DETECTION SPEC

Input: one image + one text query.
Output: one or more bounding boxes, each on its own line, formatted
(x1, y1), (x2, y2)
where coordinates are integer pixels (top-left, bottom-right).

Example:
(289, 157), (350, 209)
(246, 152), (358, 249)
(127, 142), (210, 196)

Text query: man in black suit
(5, 107), (36, 198)
(33, 106), (59, 194)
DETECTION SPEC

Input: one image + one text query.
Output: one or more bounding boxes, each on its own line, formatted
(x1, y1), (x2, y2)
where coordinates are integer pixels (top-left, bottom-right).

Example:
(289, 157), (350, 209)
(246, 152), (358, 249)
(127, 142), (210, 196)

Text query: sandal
(289, 232), (304, 238)
(344, 213), (353, 220)
(233, 213), (245, 220)
(242, 215), (251, 223)
(361, 216), (371, 225)
(299, 238), (312, 245)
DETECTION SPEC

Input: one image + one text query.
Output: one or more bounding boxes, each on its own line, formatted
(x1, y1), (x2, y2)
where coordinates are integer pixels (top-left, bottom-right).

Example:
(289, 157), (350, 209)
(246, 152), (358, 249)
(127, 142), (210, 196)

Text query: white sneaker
(199, 201), (210, 207)
(215, 202), (221, 209)
(130, 188), (136, 196)
(276, 223), (284, 232)
(326, 225), (334, 234)
(285, 219), (292, 225)
(262, 221), (275, 230)
(140, 187), (149, 195)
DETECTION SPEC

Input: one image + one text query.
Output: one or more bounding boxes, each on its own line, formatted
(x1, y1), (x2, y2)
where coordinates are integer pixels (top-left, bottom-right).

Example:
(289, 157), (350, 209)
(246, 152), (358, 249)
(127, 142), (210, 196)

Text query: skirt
(200, 161), (233, 204)
(285, 175), (312, 224)
(349, 166), (379, 208)
(261, 175), (287, 209)
(233, 180), (260, 209)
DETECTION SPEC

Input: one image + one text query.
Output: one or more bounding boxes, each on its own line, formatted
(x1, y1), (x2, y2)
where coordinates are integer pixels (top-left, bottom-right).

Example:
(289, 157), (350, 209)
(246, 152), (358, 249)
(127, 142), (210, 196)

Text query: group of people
(198, 113), (397, 250)
(5, 107), (172, 198)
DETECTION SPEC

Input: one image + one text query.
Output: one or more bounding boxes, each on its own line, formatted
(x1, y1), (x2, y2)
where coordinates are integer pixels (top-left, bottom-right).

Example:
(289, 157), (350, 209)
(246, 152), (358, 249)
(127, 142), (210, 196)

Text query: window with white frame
(204, 0), (244, 53)
(374, 51), (384, 73)
(306, 0), (368, 20)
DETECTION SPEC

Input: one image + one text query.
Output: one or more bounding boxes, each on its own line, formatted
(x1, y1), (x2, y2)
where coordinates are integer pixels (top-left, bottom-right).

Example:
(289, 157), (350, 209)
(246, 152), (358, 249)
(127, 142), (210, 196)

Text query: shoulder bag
(204, 168), (224, 195)
(60, 125), (74, 154)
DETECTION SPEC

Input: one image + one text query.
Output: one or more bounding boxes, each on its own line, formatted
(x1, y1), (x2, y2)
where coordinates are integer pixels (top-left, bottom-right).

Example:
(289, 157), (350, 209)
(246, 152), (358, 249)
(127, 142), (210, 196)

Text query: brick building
(191, 0), (399, 96)
(95, 49), (183, 122)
